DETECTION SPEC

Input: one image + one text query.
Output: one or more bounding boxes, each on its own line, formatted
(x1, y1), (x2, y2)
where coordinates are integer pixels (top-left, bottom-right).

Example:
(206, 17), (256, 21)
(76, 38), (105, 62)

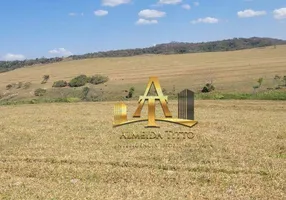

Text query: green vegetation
(253, 77), (264, 94)
(274, 75), (282, 89)
(70, 37), (286, 59)
(68, 75), (88, 87)
(196, 90), (286, 100)
(52, 80), (68, 88)
(34, 88), (46, 96)
(54, 74), (109, 88)
(0, 57), (63, 73)
(1, 37), (286, 73)
(201, 83), (215, 93)
(126, 87), (135, 99)
(41, 75), (50, 84)
(1, 89), (286, 106)
(81, 87), (90, 100)
(6, 82), (31, 90)
(88, 75), (109, 85)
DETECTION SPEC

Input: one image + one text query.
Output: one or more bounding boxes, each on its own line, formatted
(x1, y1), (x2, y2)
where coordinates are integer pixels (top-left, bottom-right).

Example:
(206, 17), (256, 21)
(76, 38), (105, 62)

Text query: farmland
(0, 100), (285, 199)
(1, 45), (286, 103)
(0, 45), (286, 199)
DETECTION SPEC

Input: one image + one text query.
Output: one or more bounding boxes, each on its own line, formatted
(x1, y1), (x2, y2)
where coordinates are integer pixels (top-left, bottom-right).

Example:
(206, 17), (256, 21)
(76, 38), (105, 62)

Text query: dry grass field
(1, 45), (286, 99)
(0, 100), (285, 199)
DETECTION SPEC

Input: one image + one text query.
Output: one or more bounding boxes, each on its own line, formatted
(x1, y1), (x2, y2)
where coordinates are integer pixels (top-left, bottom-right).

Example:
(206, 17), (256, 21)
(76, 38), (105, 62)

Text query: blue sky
(0, 0), (285, 60)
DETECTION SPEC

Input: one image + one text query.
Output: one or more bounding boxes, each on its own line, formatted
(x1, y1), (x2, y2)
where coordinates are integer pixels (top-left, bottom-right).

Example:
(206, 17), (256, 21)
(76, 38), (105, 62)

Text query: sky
(0, 0), (285, 61)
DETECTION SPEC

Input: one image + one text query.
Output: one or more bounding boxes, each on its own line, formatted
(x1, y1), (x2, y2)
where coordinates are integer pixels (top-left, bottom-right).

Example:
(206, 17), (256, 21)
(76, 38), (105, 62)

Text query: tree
(257, 77), (263, 87)
(88, 75), (109, 85)
(253, 77), (263, 94)
(69, 75), (88, 87)
(41, 75), (50, 84)
(126, 87), (135, 99)
(201, 83), (215, 93)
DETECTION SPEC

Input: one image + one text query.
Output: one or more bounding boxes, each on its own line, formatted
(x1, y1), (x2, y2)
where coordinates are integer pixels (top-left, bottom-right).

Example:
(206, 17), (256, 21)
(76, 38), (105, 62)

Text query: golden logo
(113, 77), (198, 128)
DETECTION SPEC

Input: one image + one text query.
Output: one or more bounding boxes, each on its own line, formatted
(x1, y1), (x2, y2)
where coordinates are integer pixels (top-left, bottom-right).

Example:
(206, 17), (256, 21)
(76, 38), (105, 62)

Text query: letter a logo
(133, 77), (172, 127)
(113, 76), (198, 128)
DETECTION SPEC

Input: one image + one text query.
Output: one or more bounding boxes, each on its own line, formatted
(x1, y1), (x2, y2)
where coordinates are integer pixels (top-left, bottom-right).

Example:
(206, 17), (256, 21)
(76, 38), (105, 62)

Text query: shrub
(201, 83), (215, 93)
(126, 87), (135, 98)
(53, 80), (68, 87)
(41, 75), (50, 84)
(34, 88), (46, 96)
(6, 84), (13, 90)
(23, 82), (31, 89)
(81, 87), (90, 100)
(88, 75), (109, 85)
(69, 75), (88, 87)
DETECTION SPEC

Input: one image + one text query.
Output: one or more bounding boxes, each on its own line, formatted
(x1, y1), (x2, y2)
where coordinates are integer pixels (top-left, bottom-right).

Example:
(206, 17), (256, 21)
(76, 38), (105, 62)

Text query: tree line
(1, 37), (286, 73)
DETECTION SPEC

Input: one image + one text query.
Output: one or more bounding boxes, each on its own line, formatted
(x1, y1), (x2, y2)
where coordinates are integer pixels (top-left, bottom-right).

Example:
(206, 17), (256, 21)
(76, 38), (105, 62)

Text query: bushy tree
(41, 75), (50, 84)
(69, 75), (88, 87)
(34, 88), (46, 96)
(201, 83), (215, 93)
(53, 80), (68, 87)
(88, 75), (109, 85)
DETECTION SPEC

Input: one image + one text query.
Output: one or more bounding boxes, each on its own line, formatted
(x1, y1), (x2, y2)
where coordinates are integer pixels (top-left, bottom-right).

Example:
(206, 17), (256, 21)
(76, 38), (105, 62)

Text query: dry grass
(1, 45), (286, 98)
(0, 100), (285, 199)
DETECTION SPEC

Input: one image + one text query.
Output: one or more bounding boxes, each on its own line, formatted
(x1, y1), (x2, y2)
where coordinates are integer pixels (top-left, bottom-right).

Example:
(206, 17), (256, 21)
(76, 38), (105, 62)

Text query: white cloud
(194, 2), (199, 6)
(191, 17), (219, 24)
(158, 0), (182, 4)
(94, 10), (108, 16)
(102, 0), (131, 7)
(273, 8), (286, 20)
(48, 48), (73, 56)
(2, 53), (26, 61)
(138, 9), (166, 18)
(69, 13), (84, 16)
(136, 19), (158, 25)
(237, 9), (266, 18)
(182, 4), (191, 10)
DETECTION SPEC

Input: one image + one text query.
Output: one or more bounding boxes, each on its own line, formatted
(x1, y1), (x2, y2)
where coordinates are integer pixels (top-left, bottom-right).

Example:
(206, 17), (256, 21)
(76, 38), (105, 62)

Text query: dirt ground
(0, 100), (285, 199)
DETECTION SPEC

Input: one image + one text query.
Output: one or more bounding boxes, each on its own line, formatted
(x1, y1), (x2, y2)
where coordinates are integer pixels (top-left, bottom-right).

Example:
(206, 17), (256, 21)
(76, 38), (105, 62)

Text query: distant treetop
(1, 37), (286, 73)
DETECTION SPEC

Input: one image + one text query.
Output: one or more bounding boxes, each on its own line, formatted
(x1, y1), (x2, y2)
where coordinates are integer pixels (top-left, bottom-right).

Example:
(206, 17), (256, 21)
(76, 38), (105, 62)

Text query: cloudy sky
(0, 0), (285, 60)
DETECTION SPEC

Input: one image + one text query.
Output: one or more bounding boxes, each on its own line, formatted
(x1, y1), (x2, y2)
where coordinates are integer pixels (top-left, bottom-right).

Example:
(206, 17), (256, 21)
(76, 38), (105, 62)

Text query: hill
(1, 37), (286, 73)
(1, 44), (286, 103)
